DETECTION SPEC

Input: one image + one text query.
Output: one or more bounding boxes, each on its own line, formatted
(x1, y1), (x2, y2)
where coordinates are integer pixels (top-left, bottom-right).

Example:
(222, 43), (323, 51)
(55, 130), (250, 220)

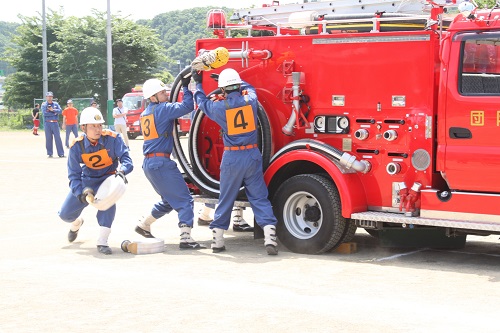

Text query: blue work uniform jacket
(41, 101), (62, 122)
(67, 130), (133, 197)
(141, 86), (194, 155)
(193, 81), (258, 147)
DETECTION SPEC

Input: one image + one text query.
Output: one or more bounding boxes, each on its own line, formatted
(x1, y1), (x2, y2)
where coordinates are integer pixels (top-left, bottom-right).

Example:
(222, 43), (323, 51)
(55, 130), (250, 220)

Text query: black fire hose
(171, 66), (272, 199)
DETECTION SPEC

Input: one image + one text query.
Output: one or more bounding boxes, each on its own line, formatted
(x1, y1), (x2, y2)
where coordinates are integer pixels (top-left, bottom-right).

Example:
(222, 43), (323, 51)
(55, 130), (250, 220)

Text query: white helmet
(143, 78), (167, 99)
(218, 68), (242, 88)
(80, 107), (105, 125)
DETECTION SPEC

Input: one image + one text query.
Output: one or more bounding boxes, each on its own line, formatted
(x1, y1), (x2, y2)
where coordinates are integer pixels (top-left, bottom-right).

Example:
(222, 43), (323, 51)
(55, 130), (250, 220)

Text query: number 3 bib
(140, 114), (160, 141)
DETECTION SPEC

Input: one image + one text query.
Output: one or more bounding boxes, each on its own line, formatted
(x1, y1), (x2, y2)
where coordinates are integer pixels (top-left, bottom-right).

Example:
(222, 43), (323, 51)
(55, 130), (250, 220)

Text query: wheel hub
(304, 205), (321, 222)
(282, 191), (323, 240)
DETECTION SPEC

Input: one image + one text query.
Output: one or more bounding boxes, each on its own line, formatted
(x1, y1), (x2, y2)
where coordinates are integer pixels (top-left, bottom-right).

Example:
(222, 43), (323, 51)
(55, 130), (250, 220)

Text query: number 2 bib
(225, 104), (256, 135)
(81, 149), (113, 169)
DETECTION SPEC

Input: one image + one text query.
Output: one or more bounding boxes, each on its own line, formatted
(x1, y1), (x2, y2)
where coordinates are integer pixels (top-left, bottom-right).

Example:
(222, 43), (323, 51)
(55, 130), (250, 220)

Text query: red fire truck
(122, 85), (147, 140)
(123, 85), (189, 138)
(173, 0), (500, 254)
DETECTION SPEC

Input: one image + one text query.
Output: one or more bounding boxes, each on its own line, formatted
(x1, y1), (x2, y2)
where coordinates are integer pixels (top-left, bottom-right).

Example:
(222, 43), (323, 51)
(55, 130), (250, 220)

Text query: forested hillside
(0, 6), (239, 108)
(0, 21), (19, 76)
(0, 6), (232, 78)
(141, 7), (233, 75)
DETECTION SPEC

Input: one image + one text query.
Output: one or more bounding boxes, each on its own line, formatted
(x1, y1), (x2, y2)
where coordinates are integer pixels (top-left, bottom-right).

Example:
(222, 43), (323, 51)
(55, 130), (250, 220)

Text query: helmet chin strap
(150, 94), (158, 103)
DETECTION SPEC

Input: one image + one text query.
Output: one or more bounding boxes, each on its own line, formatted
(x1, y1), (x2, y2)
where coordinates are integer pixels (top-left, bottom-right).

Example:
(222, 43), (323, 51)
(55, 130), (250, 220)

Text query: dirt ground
(0, 130), (499, 333)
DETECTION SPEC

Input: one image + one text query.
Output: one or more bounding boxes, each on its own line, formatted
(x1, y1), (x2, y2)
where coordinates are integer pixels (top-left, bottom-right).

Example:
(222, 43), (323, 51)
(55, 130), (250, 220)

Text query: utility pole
(106, 0), (114, 123)
(42, 0), (48, 97)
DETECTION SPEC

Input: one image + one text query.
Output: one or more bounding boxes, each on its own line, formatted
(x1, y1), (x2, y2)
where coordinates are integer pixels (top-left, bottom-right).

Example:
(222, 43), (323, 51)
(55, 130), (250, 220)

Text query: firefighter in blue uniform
(134, 77), (205, 250)
(192, 68), (278, 255)
(41, 91), (65, 158)
(58, 107), (133, 255)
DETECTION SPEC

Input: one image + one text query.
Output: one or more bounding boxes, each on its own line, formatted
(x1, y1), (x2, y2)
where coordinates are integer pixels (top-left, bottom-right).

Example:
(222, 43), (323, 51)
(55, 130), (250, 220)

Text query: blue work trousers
(211, 148), (276, 230)
(65, 124), (78, 147)
(58, 176), (116, 228)
(44, 121), (64, 156)
(143, 156), (194, 227)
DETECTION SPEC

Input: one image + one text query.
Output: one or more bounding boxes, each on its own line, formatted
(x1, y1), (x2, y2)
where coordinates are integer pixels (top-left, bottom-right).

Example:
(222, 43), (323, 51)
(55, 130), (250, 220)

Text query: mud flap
(378, 227), (467, 249)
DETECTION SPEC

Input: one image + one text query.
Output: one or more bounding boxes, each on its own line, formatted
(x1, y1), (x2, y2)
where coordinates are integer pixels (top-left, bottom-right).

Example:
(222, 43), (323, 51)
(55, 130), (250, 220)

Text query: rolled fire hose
(85, 174), (127, 211)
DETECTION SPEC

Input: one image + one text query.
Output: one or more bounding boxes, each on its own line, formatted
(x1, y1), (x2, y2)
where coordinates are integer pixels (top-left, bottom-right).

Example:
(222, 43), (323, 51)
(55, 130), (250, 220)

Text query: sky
(0, 0), (297, 23)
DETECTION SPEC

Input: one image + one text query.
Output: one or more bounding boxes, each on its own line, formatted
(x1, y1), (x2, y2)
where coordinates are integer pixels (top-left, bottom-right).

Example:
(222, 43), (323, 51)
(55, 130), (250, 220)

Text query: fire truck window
(122, 96), (142, 110)
(460, 38), (500, 95)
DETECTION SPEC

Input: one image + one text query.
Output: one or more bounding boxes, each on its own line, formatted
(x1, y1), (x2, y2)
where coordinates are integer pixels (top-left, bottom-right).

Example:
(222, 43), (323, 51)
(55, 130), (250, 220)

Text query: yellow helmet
(191, 47), (229, 71)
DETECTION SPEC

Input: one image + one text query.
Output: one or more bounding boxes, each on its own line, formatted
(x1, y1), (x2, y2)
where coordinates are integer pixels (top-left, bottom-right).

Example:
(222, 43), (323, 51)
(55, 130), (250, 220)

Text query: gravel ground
(0, 130), (499, 333)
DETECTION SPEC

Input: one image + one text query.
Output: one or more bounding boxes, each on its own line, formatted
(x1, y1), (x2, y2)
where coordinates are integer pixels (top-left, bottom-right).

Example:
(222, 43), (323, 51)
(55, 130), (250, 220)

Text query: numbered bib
(225, 104), (256, 135)
(81, 149), (113, 170)
(140, 114), (159, 141)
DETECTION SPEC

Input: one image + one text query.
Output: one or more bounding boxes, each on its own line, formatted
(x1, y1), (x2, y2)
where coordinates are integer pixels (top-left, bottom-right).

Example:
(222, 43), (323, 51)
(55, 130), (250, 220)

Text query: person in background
(112, 98), (130, 148)
(41, 91), (65, 158)
(62, 99), (79, 148)
(58, 107), (133, 255)
(134, 77), (205, 250)
(32, 103), (40, 136)
(192, 68), (278, 255)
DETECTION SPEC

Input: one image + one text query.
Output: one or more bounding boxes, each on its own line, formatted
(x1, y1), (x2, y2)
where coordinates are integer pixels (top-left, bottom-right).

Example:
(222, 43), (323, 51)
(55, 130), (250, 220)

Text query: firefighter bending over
(134, 77), (205, 250)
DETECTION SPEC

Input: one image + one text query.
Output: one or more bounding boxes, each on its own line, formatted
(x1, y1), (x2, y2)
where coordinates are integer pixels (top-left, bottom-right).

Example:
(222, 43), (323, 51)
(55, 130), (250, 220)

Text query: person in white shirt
(112, 98), (130, 148)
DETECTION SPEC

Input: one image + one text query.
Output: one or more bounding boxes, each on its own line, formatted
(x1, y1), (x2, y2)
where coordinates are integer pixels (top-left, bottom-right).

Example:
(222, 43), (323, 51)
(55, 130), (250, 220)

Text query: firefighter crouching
(58, 107), (133, 255)
(192, 68), (278, 255)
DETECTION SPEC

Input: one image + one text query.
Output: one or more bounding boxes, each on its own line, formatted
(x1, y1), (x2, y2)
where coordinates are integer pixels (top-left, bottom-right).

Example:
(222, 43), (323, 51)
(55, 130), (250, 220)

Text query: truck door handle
(449, 127), (472, 139)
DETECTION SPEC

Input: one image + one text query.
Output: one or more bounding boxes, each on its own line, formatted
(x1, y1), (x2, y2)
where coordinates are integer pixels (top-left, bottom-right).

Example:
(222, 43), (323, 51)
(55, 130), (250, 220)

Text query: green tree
(0, 21), (19, 76)
(145, 7), (223, 75)
(154, 70), (175, 85)
(476, 0), (497, 9)
(3, 10), (64, 108)
(3, 9), (165, 109)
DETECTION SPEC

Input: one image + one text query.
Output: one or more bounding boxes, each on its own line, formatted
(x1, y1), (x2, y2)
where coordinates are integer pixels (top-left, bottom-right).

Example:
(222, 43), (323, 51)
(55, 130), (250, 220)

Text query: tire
(341, 220), (357, 243)
(272, 174), (347, 254)
(127, 133), (138, 140)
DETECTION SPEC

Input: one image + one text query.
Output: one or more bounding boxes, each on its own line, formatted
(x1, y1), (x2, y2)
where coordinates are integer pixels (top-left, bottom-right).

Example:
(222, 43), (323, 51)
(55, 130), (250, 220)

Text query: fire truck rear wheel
(272, 174), (347, 254)
(341, 220), (357, 243)
(127, 133), (138, 140)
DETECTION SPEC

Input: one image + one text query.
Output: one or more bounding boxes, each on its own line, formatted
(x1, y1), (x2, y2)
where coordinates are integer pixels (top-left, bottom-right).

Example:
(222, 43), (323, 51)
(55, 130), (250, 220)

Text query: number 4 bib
(225, 104), (256, 135)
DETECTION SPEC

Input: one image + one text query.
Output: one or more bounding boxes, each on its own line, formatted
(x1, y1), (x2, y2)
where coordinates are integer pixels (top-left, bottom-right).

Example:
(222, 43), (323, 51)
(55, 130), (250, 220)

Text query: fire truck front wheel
(127, 133), (138, 140)
(272, 174), (347, 254)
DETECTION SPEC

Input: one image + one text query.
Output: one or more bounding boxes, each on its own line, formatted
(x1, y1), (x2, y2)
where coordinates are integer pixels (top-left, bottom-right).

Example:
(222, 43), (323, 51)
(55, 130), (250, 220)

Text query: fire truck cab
(122, 85), (147, 140)
(176, 0), (500, 254)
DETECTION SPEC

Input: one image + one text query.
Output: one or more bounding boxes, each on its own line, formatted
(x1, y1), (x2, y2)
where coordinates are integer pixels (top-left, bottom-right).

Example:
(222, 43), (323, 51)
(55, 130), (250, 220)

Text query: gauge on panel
(337, 116), (349, 129)
(314, 116), (325, 132)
